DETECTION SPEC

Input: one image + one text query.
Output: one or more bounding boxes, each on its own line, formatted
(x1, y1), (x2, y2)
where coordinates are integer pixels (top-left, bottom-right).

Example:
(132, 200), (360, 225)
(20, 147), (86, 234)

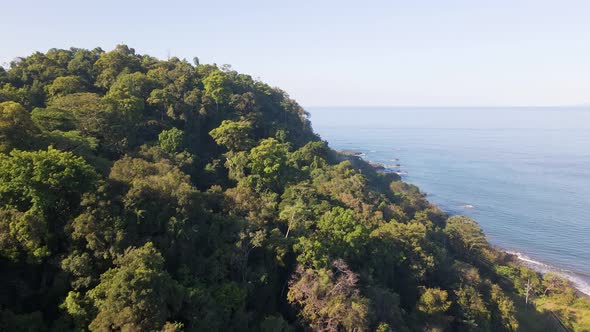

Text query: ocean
(308, 107), (590, 295)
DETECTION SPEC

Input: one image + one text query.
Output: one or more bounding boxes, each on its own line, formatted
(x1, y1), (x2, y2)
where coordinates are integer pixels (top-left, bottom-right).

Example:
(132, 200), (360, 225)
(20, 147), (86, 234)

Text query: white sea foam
(507, 251), (590, 296)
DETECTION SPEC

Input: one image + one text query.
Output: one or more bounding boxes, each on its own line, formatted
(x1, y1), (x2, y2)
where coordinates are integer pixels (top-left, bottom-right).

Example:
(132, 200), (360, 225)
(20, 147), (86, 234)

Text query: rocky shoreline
(338, 150), (406, 176)
(341, 149), (590, 298)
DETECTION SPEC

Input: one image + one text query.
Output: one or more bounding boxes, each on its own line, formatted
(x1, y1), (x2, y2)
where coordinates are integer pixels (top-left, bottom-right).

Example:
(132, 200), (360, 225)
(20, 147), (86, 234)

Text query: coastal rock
(339, 150), (363, 156)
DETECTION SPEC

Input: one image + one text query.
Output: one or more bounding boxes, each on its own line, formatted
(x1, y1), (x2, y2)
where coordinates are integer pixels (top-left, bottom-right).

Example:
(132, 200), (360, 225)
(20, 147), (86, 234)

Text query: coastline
(507, 251), (590, 297)
(345, 149), (590, 297)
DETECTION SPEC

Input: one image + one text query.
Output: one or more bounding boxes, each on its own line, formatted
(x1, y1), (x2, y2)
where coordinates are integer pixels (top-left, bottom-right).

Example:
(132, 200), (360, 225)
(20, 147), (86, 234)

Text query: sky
(1, 0), (590, 107)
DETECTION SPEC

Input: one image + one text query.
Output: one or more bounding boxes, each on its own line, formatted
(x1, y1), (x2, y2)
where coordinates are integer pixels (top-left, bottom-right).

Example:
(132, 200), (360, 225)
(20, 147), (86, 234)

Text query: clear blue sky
(2, 0), (590, 107)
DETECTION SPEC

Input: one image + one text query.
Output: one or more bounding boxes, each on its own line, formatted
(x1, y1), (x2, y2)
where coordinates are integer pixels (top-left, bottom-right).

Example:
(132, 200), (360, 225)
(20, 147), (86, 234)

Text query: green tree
(416, 287), (452, 331)
(94, 45), (141, 89)
(48, 92), (129, 153)
(146, 58), (199, 120)
(490, 284), (518, 331)
(0, 208), (49, 260)
(542, 272), (568, 296)
(106, 72), (153, 117)
(0, 101), (39, 152)
(209, 119), (255, 152)
(42, 130), (99, 156)
(87, 242), (184, 331)
(0, 147), (96, 211)
(445, 216), (488, 257)
(48, 92), (106, 133)
(30, 107), (76, 131)
(203, 70), (232, 109)
(47, 75), (86, 97)
(455, 285), (490, 330)
(370, 221), (435, 279)
(67, 47), (102, 82)
(296, 207), (369, 269)
(417, 287), (451, 315)
(0, 83), (28, 105)
(0, 147), (96, 260)
(288, 140), (329, 172)
(159, 127), (185, 153)
(248, 137), (291, 192)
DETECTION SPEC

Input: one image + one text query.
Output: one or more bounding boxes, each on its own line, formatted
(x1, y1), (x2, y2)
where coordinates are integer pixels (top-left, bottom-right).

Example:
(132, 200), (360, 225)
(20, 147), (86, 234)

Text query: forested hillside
(0, 45), (587, 331)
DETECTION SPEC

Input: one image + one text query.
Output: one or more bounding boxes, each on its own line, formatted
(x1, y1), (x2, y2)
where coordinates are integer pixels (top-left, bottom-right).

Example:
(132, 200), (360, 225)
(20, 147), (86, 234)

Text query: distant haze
(2, 0), (590, 107)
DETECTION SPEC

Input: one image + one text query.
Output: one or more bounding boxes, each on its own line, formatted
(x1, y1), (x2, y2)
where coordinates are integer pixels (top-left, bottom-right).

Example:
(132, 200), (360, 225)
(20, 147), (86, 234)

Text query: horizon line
(304, 105), (590, 109)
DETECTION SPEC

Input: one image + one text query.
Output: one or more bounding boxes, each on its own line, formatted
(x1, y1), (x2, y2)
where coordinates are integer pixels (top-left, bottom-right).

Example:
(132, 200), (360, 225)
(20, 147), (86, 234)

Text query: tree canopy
(0, 45), (584, 331)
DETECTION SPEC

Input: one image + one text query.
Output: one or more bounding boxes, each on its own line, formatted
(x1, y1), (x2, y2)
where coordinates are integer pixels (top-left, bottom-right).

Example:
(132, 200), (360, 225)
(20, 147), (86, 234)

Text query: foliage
(0, 101), (39, 152)
(417, 287), (451, 315)
(0, 45), (585, 331)
(30, 107), (76, 131)
(209, 119), (254, 152)
(445, 215), (488, 257)
(47, 75), (86, 97)
(0, 147), (96, 261)
(288, 259), (370, 331)
(158, 127), (185, 153)
(87, 242), (183, 331)
(247, 137), (291, 192)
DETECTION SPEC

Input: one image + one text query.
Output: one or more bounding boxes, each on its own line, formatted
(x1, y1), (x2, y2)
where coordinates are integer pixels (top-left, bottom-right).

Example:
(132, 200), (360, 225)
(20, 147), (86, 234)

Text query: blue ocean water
(308, 107), (590, 295)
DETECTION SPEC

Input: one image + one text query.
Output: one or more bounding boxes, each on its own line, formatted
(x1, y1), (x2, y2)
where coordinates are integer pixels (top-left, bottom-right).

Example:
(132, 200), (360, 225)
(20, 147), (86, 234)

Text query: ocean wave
(507, 251), (590, 296)
(384, 164), (402, 169)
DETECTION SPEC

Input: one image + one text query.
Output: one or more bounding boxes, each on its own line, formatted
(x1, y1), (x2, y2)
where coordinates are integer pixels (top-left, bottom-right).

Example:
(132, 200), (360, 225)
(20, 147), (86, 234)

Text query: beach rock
(339, 150), (363, 156)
